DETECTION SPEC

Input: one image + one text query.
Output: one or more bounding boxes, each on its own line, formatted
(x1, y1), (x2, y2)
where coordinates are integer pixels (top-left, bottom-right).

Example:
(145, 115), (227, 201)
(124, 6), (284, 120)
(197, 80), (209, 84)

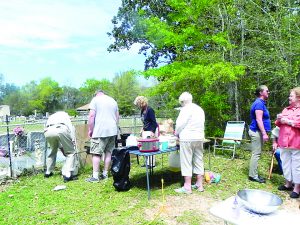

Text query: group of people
(43, 90), (120, 183)
(249, 85), (300, 199)
(42, 86), (300, 199)
(43, 90), (159, 183)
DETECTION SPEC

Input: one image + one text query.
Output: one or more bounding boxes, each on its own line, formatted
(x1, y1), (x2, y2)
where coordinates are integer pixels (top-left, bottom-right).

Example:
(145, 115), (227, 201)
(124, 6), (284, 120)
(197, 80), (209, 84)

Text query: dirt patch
(144, 193), (300, 224)
(281, 195), (300, 213)
(144, 194), (222, 225)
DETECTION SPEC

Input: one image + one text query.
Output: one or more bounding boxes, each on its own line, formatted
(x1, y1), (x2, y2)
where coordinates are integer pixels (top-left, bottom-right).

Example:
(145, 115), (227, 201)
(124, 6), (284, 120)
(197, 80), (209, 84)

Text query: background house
(76, 103), (89, 116)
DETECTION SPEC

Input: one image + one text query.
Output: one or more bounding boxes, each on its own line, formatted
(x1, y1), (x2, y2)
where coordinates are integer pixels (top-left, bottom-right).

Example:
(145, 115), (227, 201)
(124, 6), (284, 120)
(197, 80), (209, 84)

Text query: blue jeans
(275, 149), (283, 174)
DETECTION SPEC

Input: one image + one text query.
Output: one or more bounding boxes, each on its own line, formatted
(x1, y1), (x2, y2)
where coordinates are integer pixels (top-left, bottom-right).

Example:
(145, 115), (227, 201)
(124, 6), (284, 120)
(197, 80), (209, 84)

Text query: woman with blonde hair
(133, 96), (158, 137)
(275, 87), (300, 198)
(134, 96), (158, 167)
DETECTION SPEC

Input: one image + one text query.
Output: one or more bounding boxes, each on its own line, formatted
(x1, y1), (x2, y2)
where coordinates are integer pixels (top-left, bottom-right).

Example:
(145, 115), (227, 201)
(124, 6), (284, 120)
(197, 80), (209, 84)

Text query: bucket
(159, 141), (168, 150)
(167, 136), (177, 147)
(159, 136), (169, 150)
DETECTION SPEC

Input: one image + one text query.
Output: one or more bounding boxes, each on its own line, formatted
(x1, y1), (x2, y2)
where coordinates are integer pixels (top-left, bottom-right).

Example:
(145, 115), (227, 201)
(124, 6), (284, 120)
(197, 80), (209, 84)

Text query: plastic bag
(111, 147), (131, 191)
(126, 134), (138, 147)
(169, 150), (181, 172)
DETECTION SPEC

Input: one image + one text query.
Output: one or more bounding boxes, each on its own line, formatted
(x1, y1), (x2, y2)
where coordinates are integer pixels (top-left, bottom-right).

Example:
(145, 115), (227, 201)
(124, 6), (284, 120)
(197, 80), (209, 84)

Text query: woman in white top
(175, 92), (205, 194)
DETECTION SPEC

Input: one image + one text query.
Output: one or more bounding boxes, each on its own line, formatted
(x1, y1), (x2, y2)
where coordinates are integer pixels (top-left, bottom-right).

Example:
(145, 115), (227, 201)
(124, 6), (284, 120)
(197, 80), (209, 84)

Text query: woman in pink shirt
(275, 87), (300, 198)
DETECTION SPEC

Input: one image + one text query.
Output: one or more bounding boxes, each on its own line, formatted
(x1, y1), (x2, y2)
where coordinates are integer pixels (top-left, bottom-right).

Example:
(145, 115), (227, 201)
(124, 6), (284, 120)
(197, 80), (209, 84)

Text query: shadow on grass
(130, 166), (182, 190)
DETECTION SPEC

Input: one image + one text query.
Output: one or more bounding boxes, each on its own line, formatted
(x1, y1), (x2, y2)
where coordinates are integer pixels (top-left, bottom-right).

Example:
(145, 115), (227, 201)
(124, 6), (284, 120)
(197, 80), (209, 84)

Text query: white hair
(179, 92), (193, 106)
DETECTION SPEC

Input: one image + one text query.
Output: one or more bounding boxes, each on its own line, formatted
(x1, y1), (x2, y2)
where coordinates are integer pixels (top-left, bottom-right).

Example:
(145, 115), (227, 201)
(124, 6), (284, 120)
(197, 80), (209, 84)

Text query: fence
(0, 115), (146, 180)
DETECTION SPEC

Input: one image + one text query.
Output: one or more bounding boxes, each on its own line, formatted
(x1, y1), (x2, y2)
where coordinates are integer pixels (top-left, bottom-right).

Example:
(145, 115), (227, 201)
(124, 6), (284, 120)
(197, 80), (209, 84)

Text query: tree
(17, 81), (38, 116)
(111, 70), (142, 116)
(79, 78), (112, 103)
(108, 0), (176, 69)
(59, 86), (83, 110)
(0, 74), (19, 104)
(109, 0), (300, 135)
(2, 90), (24, 115)
(109, 0), (245, 135)
(218, 0), (300, 118)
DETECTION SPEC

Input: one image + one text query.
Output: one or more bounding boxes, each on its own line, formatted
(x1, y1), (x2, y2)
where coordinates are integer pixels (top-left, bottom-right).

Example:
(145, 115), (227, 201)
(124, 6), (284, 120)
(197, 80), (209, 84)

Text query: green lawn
(0, 146), (286, 225)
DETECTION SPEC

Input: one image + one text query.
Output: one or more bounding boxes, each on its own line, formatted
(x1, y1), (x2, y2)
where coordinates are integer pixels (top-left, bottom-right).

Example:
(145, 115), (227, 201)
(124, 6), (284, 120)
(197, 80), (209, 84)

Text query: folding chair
(212, 121), (246, 159)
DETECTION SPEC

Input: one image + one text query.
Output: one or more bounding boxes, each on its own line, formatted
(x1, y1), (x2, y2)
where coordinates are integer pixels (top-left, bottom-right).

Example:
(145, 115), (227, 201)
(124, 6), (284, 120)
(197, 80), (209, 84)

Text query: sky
(0, 0), (147, 88)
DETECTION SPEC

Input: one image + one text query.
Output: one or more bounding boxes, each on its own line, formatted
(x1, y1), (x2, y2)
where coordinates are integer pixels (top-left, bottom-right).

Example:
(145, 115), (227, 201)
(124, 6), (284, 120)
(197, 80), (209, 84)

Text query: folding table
(129, 146), (179, 199)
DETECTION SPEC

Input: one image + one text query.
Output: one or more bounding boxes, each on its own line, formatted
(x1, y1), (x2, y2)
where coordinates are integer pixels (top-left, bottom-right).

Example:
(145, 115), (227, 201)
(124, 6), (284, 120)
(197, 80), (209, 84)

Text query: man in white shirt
(44, 111), (79, 182)
(175, 92), (205, 194)
(86, 90), (119, 182)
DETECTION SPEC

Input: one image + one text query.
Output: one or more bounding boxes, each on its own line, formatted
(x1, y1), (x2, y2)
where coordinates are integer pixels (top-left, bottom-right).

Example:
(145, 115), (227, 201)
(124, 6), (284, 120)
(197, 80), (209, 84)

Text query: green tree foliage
(60, 86), (83, 110)
(2, 90), (23, 115)
(109, 0), (300, 135)
(2, 74), (145, 117)
(107, 0), (175, 69)
(8, 78), (63, 115)
(109, 0), (245, 135)
(18, 81), (39, 116)
(0, 74), (19, 105)
(111, 70), (142, 116)
(30, 77), (63, 114)
(79, 78), (112, 103)
(216, 0), (300, 119)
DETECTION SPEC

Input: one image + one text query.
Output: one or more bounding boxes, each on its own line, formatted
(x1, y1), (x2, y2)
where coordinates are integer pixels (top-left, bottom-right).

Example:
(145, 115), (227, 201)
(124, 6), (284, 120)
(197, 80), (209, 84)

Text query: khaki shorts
(90, 136), (116, 155)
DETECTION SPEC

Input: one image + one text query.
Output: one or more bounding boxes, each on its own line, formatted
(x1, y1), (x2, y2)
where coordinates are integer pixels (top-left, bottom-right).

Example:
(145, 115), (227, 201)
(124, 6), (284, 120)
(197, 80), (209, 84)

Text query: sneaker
(248, 176), (266, 183)
(63, 175), (78, 183)
(44, 172), (53, 178)
(99, 174), (108, 180)
(85, 177), (99, 183)
(175, 187), (192, 194)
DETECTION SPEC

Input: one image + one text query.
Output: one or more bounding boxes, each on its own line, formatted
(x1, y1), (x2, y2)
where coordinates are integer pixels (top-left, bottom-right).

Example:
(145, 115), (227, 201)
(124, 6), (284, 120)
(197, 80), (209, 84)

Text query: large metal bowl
(237, 189), (283, 214)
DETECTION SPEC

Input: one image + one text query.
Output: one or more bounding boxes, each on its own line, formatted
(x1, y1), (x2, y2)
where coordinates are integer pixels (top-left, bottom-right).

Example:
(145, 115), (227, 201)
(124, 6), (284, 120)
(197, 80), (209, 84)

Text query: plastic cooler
(137, 138), (159, 152)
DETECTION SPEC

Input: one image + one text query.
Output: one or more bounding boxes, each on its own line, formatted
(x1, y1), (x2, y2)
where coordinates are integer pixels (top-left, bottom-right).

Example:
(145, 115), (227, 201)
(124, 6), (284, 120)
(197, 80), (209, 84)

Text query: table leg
(208, 144), (211, 171)
(144, 155), (151, 200)
(150, 155), (154, 175)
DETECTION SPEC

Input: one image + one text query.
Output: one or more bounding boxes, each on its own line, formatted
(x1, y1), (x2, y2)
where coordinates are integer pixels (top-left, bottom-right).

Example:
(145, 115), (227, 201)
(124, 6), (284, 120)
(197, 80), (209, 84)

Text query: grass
(0, 145), (287, 225)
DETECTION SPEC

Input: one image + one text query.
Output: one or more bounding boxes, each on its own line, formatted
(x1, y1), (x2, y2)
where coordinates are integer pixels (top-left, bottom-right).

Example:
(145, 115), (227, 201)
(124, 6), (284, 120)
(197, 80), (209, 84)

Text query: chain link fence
(0, 115), (147, 180)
